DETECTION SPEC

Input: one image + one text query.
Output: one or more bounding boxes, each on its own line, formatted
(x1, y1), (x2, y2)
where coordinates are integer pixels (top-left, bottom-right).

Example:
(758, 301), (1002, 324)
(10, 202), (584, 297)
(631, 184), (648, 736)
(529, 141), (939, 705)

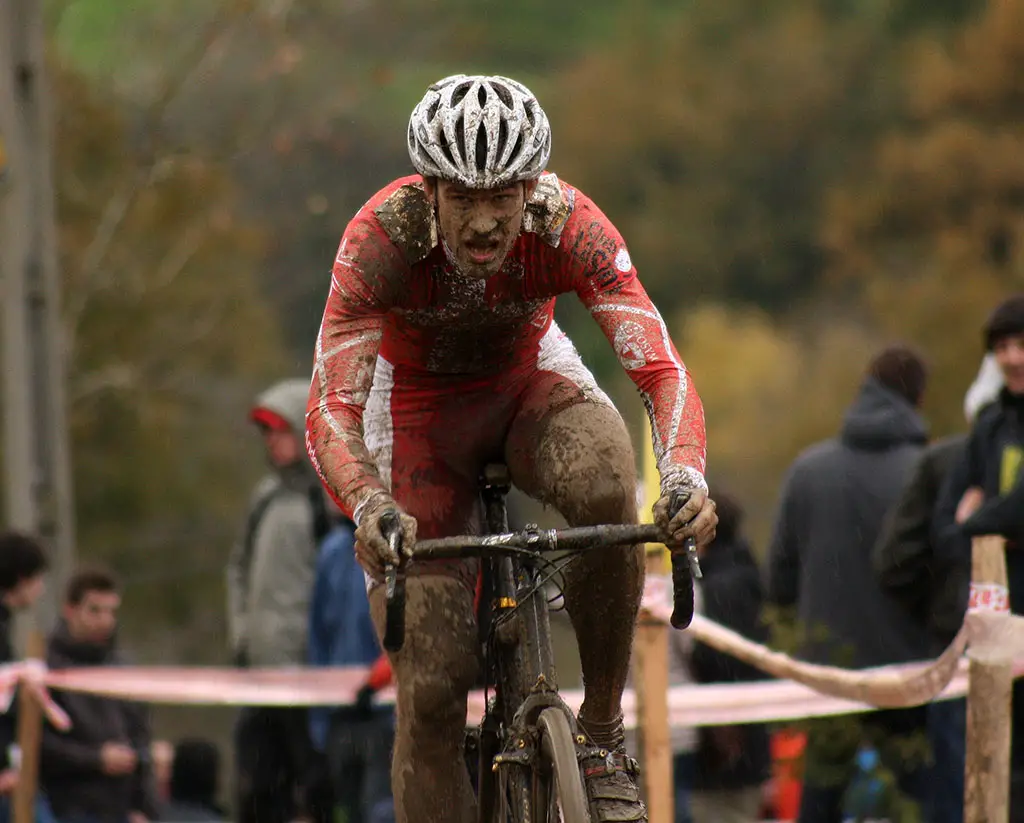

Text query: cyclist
(306, 74), (718, 823)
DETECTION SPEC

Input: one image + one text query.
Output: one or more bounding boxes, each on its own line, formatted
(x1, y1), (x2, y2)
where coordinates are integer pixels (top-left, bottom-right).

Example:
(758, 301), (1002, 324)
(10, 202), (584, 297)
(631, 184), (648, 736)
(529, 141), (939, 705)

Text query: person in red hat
(227, 378), (333, 823)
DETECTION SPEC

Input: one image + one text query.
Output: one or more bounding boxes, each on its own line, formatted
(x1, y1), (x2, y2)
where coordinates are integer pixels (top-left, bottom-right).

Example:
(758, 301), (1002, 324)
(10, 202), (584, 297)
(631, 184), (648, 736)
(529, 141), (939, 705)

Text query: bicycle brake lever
(666, 490), (700, 630)
(379, 510), (404, 564)
(379, 510), (406, 652)
(668, 489), (703, 581)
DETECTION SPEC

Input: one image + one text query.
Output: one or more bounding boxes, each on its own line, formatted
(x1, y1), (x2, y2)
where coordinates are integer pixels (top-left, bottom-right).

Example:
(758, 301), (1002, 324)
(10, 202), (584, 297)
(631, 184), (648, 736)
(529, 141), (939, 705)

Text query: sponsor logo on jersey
(613, 321), (657, 370)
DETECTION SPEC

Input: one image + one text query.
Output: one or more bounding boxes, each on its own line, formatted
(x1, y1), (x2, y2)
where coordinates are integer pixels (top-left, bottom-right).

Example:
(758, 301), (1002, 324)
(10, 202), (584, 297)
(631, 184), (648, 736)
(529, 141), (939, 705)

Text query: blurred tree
(660, 303), (876, 549)
(55, 61), (287, 660)
(49, 0), (995, 366)
(885, 0), (981, 33)
(551, 0), (902, 318)
(824, 0), (1024, 437)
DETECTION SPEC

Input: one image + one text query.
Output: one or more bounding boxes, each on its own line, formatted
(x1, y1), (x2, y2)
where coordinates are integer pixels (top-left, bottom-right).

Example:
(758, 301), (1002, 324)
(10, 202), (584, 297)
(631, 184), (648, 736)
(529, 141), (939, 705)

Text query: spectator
(226, 378), (331, 823)
(873, 352), (1003, 823)
(689, 489), (771, 823)
(932, 294), (1024, 814)
(308, 497), (395, 823)
(40, 566), (159, 823)
(161, 739), (225, 823)
(0, 531), (56, 823)
(766, 345), (934, 823)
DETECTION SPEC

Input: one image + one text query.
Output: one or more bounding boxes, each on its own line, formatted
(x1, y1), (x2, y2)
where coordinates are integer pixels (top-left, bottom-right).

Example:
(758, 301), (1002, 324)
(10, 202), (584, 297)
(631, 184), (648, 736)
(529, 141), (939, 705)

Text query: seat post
(481, 463), (511, 534)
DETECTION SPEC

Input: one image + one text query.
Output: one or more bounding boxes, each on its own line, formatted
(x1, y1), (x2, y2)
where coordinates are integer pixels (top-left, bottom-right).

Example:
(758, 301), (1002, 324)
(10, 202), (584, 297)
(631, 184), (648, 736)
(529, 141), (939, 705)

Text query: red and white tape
(969, 582), (1010, 613)
(3, 575), (1017, 731)
(0, 661), (71, 731)
(6, 656), (1022, 731)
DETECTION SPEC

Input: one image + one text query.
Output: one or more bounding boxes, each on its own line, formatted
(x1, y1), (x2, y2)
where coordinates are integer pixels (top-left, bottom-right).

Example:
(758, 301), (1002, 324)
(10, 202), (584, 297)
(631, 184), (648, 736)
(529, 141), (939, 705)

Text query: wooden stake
(964, 535), (1011, 823)
(634, 411), (675, 823)
(12, 631), (45, 823)
(634, 548), (674, 823)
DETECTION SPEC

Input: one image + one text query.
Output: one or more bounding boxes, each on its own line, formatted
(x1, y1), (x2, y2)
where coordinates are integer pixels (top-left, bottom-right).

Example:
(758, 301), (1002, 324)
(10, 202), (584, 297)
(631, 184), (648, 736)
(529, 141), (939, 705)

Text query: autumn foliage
(46, 0), (1024, 645)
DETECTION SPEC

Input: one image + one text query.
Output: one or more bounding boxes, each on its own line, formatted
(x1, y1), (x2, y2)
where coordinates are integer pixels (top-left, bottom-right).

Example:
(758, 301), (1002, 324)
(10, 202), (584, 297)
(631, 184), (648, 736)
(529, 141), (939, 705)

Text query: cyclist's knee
(402, 662), (471, 729)
(555, 408), (637, 525)
(567, 470), (636, 526)
(518, 402), (637, 525)
(381, 576), (478, 730)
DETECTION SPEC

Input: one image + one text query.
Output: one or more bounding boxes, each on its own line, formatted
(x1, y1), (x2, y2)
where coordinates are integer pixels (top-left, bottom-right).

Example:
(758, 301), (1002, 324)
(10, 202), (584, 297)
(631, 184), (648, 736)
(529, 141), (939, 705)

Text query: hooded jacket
(767, 378), (932, 668)
(873, 354), (1004, 650)
(226, 378), (323, 667)
(40, 621), (159, 822)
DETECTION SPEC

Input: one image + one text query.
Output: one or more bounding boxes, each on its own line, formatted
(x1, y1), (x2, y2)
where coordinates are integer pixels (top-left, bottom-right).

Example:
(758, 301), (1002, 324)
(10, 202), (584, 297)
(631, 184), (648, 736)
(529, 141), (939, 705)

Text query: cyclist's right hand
(354, 495), (417, 580)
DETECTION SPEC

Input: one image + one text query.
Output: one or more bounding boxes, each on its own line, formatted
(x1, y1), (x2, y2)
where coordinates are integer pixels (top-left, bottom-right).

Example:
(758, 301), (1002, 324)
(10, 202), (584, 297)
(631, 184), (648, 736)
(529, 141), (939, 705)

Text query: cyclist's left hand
(653, 488), (717, 551)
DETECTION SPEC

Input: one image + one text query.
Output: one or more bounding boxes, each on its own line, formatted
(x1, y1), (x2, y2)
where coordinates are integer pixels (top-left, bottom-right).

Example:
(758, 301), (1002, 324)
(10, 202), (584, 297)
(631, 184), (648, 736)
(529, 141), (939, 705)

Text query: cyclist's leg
(504, 326), (642, 746)
(361, 360), (509, 823)
(506, 398), (642, 740)
(369, 578), (477, 823)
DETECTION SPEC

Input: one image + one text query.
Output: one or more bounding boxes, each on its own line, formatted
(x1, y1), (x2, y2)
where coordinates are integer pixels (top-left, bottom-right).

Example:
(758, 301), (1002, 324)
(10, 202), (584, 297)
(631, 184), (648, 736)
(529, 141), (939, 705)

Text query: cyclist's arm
(567, 200), (706, 494)
(306, 221), (402, 520)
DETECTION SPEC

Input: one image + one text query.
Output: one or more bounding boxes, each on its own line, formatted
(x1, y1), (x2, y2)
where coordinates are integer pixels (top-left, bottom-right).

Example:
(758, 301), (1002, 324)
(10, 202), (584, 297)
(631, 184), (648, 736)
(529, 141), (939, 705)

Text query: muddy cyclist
(305, 73), (718, 823)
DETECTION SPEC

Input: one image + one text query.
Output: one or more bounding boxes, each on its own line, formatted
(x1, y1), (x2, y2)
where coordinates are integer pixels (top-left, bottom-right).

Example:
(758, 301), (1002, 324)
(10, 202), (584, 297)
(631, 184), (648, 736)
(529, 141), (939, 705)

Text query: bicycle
(380, 463), (701, 823)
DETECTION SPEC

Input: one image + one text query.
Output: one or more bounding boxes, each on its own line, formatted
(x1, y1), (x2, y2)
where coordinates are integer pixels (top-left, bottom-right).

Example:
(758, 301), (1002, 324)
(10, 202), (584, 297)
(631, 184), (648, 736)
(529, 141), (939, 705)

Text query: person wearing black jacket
(40, 567), (160, 823)
(872, 353), (1003, 823)
(0, 532), (54, 823)
(690, 489), (770, 823)
(932, 294), (1024, 815)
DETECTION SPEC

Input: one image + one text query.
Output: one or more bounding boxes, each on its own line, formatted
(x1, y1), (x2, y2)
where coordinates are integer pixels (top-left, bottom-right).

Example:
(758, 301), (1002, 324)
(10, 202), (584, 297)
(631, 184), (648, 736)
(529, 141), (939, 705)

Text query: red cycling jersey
(306, 173), (706, 522)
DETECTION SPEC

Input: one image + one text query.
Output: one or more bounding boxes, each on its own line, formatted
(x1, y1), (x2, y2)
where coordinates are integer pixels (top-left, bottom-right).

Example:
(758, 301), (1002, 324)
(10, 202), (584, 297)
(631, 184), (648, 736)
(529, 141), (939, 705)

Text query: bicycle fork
(477, 465), (572, 823)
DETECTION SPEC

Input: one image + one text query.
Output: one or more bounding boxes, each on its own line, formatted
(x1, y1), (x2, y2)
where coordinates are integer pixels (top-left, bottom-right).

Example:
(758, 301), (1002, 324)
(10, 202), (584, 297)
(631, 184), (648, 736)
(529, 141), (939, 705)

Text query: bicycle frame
(481, 466), (557, 706)
(476, 465), (567, 822)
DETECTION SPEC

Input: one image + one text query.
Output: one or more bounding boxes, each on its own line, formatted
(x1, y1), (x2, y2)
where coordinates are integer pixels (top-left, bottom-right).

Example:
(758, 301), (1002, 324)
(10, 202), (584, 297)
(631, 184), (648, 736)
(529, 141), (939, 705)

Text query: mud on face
(424, 178), (537, 279)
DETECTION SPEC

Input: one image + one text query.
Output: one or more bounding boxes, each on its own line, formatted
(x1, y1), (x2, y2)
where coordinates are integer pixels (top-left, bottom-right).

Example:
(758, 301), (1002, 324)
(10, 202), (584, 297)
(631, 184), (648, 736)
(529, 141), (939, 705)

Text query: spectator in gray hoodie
(766, 345), (933, 823)
(226, 378), (331, 823)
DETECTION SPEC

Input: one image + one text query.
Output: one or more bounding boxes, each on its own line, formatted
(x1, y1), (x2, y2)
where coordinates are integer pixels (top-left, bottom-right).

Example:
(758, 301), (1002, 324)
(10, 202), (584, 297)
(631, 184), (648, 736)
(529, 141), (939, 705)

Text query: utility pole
(0, 0), (77, 626)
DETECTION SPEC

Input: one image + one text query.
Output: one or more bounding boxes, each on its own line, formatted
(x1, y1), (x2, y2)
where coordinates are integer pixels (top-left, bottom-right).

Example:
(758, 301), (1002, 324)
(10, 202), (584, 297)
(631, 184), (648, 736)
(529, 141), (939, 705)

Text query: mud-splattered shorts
(362, 320), (616, 591)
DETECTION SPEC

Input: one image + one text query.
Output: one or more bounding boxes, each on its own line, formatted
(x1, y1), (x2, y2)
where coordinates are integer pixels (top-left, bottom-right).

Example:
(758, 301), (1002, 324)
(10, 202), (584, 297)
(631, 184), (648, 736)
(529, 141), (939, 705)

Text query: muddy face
(425, 178), (536, 279)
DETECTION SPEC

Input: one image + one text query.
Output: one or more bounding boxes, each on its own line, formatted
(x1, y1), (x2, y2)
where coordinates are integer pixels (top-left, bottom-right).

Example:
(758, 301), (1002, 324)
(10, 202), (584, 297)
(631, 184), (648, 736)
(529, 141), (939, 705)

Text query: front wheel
(536, 707), (591, 823)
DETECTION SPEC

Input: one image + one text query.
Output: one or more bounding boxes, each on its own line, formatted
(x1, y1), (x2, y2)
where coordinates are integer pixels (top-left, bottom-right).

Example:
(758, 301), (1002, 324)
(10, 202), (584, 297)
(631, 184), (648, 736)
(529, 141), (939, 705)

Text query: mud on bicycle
(378, 463), (701, 823)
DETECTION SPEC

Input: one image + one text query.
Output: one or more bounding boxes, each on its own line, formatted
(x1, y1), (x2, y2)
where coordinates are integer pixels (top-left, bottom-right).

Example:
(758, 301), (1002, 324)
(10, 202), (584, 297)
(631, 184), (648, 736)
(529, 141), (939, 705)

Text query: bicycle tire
(537, 707), (591, 823)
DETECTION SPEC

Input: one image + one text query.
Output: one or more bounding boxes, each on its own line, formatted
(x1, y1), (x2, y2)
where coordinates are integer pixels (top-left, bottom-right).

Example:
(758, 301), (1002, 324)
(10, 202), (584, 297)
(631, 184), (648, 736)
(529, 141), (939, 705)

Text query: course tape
(5, 573), (1022, 731)
(3, 653), (1022, 730)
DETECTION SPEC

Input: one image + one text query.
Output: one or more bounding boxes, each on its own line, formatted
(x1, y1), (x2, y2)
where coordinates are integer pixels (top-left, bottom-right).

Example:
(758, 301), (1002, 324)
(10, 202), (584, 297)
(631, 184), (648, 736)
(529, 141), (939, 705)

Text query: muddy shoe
(581, 748), (648, 822)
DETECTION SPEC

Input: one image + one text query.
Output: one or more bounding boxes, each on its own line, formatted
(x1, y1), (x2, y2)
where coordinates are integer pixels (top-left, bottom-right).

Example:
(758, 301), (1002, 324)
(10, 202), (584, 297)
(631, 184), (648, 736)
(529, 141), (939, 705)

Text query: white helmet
(407, 74), (552, 189)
